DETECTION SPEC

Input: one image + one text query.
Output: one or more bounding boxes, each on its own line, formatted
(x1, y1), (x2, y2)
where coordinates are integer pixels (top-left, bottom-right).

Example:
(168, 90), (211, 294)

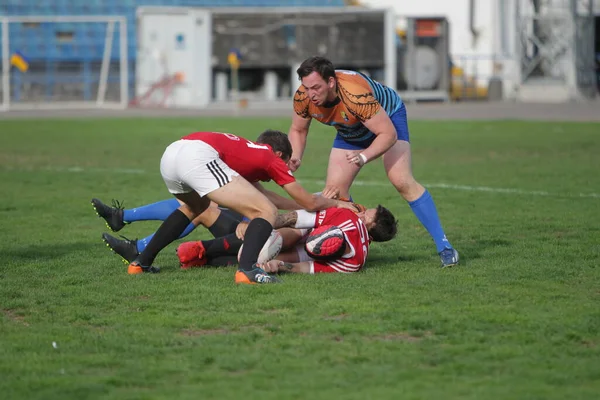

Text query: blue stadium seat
(3, 0), (345, 98)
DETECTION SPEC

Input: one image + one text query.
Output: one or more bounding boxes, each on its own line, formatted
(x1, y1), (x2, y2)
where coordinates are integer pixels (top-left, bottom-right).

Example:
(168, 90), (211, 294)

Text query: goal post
(0, 15), (128, 111)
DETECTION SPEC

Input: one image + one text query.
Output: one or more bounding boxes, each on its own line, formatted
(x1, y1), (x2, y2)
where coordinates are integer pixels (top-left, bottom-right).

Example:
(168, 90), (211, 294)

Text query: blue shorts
(332, 103), (409, 150)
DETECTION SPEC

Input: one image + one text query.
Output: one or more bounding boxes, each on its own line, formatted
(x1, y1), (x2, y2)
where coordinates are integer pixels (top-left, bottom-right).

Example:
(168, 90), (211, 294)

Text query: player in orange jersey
(288, 56), (459, 268)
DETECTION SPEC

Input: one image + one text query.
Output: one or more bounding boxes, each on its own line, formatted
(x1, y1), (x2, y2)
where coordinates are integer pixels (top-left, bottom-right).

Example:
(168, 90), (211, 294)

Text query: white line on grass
(4, 166), (599, 199)
(304, 179), (600, 199)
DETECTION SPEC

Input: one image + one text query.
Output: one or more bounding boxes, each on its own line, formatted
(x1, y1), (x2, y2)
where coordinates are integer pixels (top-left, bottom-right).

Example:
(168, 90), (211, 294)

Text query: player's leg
(123, 198), (182, 222)
(103, 199), (244, 265)
(177, 232), (243, 269)
(127, 140), (213, 273)
(177, 226), (304, 270)
(204, 175), (280, 283)
(130, 191), (211, 273)
(92, 197), (186, 232)
(324, 135), (363, 200)
(134, 204), (238, 255)
(200, 227), (296, 267)
(112, 203), (242, 259)
(195, 206), (242, 238)
(144, 138), (278, 282)
(384, 106), (458, 267)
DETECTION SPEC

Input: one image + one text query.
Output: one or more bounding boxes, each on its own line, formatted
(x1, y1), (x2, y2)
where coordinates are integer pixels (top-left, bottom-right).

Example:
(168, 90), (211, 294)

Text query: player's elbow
(385, 131), (397, 146)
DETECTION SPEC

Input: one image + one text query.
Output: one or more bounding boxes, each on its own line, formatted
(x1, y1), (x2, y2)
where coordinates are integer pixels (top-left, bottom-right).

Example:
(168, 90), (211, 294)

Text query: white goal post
(1, 15), (128, 111)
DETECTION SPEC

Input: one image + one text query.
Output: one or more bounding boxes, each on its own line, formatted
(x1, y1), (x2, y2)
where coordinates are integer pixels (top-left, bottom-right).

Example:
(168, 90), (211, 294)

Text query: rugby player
(288, 56), (459, 268)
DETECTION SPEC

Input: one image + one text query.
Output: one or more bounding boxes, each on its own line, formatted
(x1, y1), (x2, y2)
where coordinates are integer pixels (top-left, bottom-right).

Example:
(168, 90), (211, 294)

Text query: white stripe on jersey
(342, 232), (356, 259)
(327, 260), (362, 272)
(331, 258), (362, 270)
(325, 263), (354, 273)
(338, 220), (356, 232)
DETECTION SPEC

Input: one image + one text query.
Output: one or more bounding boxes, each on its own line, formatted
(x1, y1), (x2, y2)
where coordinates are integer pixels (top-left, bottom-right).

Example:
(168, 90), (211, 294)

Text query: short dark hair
(369, 205), (398, 242)
(296, 56), (336, 81)
(256, 129), (292, 162)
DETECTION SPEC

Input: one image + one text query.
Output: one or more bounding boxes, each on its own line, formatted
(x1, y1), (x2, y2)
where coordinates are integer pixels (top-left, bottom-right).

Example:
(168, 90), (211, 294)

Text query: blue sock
(408, 190), (452, 253)
(137, 222), (197, 253)
(123, 198), (180, 223)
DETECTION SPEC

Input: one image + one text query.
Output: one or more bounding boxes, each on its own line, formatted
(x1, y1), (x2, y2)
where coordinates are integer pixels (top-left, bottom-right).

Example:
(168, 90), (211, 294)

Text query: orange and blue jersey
(293, 70), (406, 145)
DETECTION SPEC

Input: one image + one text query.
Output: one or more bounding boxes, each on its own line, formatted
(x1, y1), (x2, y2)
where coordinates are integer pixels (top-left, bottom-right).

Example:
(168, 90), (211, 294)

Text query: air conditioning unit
(397, 17), (450, 102)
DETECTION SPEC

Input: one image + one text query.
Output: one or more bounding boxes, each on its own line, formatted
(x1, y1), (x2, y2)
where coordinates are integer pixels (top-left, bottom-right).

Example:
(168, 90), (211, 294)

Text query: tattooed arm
(263, 260), (312, 274)
(274, 209), (319, 230)
(274, 211), (298, 229)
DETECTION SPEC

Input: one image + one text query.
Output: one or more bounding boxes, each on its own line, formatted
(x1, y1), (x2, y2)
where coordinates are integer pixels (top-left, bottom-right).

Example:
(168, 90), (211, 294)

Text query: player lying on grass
(94, 192), (363, 266)
(94, 129), (357, 284)
(176, 205), (397, 274)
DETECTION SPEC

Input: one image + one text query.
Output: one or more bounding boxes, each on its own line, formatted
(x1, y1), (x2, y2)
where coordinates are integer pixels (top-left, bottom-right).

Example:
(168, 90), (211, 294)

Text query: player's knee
(247, 202), (278, 225)
(391, 176), (419, 196)
(187, 197), (211, 216)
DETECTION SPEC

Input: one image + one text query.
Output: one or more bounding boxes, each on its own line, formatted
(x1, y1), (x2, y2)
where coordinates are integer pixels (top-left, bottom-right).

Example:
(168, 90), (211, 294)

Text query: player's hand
(288, 157), (302, 172)
(346, 151), (367, 167)
(321, 185), (341, 199)
(352, 203), (367, 213)
(338, 197), (367, 214)
(261, 260), (282, 273)
(335, 200), (361, 213)
(235, 221), (249, 240)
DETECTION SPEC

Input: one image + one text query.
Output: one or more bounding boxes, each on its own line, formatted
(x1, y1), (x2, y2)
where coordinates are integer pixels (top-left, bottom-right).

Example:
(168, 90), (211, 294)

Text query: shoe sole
(102, 235), (134, 265)
(441, 262), (459, 269)
(234, 270), (281, 284)
(128, 265), (143, 274)
(128, 264), (160, 275)
(91, 200), (126, 232)
(234, 271), (256, 284)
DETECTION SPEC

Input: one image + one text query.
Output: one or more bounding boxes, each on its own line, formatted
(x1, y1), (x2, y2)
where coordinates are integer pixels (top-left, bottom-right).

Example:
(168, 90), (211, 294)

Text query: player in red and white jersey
(181, 131), (294, 186)
(126, 129), (357, 285)
(263, 205), (397, 274)
(174, 204), (397, 274)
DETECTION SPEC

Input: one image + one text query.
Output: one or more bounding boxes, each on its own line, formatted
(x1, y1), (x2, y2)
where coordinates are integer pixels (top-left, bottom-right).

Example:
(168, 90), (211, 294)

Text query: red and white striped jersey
(308, 208), (371, 273)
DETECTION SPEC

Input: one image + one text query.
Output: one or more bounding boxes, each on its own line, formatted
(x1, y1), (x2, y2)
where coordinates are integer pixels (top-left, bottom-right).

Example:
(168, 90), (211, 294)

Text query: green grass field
(1, 117), (599, 399)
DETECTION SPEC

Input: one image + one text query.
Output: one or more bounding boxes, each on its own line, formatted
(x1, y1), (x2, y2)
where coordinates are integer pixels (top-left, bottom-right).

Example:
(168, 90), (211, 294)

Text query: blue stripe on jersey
(357, 71), (403, 116)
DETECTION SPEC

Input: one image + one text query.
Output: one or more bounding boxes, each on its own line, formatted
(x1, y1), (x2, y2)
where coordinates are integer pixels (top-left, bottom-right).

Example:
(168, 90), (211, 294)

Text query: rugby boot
(235, 265), (281, 284)
(91, 198), (127, 232)
(102, 233), (139, 264)
(439, 247), (460, 268)
(127, 260), (160, 275)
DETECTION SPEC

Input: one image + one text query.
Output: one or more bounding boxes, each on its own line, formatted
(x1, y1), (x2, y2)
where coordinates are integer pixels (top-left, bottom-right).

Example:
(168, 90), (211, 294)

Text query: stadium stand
(0, 0), (345, 102)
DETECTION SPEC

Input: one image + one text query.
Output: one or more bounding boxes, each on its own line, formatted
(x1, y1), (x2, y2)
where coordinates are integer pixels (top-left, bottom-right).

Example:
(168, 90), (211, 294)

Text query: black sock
(208, 211), (241, 238)
(207, 255), (238, 267)
(136, 209), (191, 266)
(202, 233), (243, 257)
(238, 218), (272, 271)
(218, 207), (244, 223)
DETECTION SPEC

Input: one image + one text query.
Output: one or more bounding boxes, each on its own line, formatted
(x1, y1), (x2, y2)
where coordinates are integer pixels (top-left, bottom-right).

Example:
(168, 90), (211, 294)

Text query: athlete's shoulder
(335, 71), (380, 121)
(335, 70), (371, 90)
(293, 85), (310, 118)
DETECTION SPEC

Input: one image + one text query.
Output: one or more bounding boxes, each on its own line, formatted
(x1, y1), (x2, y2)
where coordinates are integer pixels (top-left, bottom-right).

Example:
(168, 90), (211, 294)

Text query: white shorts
(160, 139), (239, 196)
